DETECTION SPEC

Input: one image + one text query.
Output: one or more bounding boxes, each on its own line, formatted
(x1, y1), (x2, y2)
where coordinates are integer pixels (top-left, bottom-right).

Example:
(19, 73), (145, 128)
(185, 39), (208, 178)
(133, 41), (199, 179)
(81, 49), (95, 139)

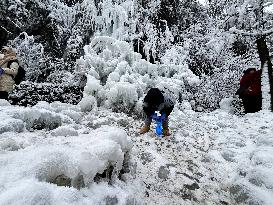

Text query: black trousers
(241, 94), (262, 113)
(0, 91), (8, 100)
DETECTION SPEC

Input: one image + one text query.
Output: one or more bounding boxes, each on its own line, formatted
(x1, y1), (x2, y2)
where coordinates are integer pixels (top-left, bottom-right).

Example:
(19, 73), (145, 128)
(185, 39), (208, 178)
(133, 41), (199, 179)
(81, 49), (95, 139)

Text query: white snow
(76, 36), (200, 113)
(0, 102), (134, 205)
(198, 0), (207, 6)
(2, 31), (271, 204)
(262, 64), (271, 110)
(78, 95), (97, 112)
(1, 97), (272, 204)
(3, 0), (271, 203)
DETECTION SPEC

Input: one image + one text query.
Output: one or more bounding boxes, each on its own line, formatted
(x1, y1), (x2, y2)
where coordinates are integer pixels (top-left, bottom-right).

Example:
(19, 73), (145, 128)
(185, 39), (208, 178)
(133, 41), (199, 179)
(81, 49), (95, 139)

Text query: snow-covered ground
(0, 99), (272, 205)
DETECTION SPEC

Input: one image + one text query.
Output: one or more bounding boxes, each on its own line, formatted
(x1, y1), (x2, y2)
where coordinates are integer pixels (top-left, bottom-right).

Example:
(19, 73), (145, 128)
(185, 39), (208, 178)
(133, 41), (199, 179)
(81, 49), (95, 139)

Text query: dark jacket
(143, 88), (175, 117)
(236, 69), (262, 97)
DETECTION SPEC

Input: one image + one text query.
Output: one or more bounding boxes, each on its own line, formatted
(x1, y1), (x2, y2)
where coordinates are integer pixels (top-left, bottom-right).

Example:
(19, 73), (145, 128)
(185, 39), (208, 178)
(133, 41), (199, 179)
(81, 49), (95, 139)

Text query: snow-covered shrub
(34, 101), (83, 124)
(0, 138), (21, 151)
(51, 125), (79, 136)
(106, 82), (138, 112)
(8, 31), (86, 106)
(0, 107), (62, 133)
(185, 30), (258, 111)
(77, 36), (201, 114)
(9, 32), (46, 82)
(78, 95), (97, 112)
(0, 119), (25, 134)
(231, 97), (245, 116)
(83, 75), (102, 97)
(9, 82), (83, 106)
(9, 108), (62, 130)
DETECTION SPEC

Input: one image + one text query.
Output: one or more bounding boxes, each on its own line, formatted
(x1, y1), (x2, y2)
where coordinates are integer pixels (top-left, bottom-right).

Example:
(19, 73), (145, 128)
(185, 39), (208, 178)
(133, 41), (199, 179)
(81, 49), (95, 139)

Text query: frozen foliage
(2, 0), (263, 109)
(78, 95), (97, 112)
(1, 1), (90, 104)
(219, 97), (235, 113)
(1, 105), (62, 131)
(51, 125), (79, 136)
(182, 26), (257, 110)
(10, 33), (46, 82)
(77, 36), (201, 113)
(0, 100), (85, 132)
(76, 31), (254, 111)
(9, 81), (84, 106)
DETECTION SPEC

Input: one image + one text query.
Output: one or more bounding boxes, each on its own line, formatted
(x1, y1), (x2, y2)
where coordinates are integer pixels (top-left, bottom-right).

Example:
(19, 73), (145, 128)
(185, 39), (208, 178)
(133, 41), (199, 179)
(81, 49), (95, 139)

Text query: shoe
(139, 125), (150, 134)
(163, 128), (171, 136)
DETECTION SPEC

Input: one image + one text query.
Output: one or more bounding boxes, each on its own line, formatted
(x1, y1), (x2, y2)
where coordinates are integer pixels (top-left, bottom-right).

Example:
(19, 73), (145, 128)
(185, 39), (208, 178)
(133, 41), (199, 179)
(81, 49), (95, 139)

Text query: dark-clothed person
(140, 88), (175, 136)
(236, 68), (262, 113)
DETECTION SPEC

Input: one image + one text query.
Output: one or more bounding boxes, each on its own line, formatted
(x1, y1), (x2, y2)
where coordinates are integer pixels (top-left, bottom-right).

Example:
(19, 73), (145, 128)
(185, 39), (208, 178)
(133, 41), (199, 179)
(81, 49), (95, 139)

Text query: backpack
(7, 60), (26, 85)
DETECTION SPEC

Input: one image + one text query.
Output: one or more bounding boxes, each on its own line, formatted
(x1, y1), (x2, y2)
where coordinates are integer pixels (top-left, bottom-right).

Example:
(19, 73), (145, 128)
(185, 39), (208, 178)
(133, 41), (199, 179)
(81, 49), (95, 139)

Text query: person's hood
(145, 88), (164, 106)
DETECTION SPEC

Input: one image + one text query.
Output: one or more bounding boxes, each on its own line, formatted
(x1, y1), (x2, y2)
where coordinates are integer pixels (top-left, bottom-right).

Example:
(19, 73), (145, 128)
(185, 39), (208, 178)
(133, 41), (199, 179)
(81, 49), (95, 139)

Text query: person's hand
(0, 67), (4, 76)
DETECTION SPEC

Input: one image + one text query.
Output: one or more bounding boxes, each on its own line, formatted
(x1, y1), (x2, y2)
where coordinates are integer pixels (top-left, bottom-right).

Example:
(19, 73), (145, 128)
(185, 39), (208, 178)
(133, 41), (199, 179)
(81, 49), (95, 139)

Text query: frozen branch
(0, 25), (13, 34)
(7, 17), (21, 29)
(229, 27), (273, 37)
(264, 1), (273, 7)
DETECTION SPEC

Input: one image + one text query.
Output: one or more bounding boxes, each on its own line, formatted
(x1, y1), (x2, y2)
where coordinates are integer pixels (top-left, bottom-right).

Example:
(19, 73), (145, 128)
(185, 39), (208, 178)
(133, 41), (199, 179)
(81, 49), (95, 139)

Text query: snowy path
(0, 102), (272, 205)
(121, 108), (273, 205)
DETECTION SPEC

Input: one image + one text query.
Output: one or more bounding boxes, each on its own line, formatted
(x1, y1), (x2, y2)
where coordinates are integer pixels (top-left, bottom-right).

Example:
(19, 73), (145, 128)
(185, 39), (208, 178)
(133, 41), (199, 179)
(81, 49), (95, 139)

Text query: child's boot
(139, 124), (150, 134)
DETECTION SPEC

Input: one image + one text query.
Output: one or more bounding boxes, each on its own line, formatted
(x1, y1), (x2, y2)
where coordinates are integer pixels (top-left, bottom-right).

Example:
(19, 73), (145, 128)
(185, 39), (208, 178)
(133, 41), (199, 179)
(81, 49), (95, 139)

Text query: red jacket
(240, 69), (262, 96)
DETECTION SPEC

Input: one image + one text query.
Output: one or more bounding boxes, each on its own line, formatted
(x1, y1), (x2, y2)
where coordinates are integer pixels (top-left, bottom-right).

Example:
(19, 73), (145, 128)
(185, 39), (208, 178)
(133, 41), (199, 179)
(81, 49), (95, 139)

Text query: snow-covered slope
(0, 100), (134, 204)
(0, 99), (272, 205)
(124, 103), (273, 205)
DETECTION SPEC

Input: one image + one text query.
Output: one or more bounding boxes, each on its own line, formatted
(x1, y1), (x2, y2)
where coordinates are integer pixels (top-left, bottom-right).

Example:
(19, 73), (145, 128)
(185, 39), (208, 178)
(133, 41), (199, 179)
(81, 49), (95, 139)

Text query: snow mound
(0, 138), (21, 151)
(51, 125), (78, 136)
(78, 95), (97, 112)
(0, 126), (133, 204)
(9, 108), (62, 130)
(0, 99), (11, 107)
(0, 118), (24, 134)
(0, 102), (88, 133)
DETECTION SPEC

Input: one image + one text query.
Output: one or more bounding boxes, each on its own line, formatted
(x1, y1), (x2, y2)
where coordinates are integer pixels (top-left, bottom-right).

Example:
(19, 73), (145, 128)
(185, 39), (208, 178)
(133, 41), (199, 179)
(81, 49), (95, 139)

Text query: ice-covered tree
(215, 0), (273, 110)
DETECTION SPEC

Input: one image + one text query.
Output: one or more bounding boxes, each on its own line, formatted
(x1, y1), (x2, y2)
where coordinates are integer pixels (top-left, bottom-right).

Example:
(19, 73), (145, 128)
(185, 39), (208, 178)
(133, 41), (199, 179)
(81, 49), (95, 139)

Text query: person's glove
(0, 67), (4, 76)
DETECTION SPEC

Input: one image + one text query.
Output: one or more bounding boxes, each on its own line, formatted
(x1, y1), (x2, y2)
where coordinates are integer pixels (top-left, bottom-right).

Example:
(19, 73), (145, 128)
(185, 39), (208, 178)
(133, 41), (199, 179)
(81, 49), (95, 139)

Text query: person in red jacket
(236, 68), (262, 113)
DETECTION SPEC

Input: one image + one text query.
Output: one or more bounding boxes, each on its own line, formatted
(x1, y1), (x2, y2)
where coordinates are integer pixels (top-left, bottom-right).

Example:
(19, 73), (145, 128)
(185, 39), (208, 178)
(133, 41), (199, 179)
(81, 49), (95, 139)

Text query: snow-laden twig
(229, 27), (273, 37)
(7, 17), (21, 29)
(0, 26), (13, 34)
